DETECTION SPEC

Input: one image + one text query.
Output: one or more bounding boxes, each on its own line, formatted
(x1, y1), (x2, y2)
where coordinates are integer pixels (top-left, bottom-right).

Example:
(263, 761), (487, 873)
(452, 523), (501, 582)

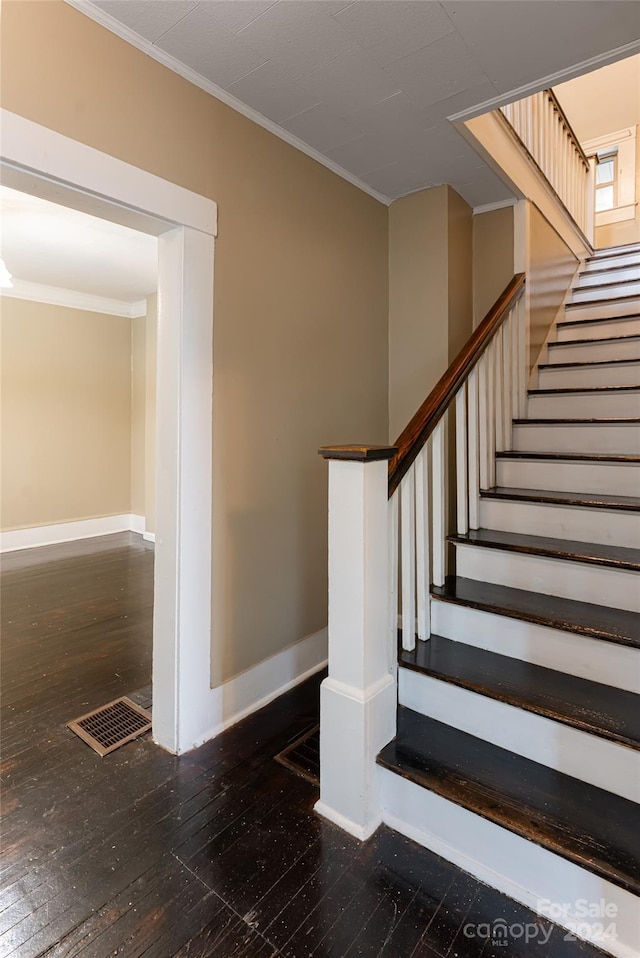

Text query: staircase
(377, 242), (640, 958)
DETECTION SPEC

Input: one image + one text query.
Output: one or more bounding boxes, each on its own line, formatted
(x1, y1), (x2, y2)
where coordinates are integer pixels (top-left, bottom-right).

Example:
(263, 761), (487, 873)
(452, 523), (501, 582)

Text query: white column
(316, 445), (398, 841)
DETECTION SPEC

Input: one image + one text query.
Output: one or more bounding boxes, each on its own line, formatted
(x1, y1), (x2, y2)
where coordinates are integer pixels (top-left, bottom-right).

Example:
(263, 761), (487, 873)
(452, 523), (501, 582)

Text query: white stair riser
(583, 251), (640, 272)
(528, 391), (640, 418)
(379, 768), (639, 958)
(557, 317), (640, 341)
(513, 422), (640, 455)
(496, 457), (640, 497)
(431, 600), (640, 694)
(577, 265), (640, 287)
(539, 361), (640, 389)
(398, 669), (640, 803)
(479, 498), (640, 549)
(562, 296), (640, 319)
(455, 542), (640, 613)
(547, 338), (640, 363)
(572, 281), (640, 302)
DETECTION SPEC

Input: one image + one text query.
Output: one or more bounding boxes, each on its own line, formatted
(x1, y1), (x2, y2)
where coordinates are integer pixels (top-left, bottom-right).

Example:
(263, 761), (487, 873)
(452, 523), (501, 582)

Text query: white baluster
(388, 490), (399, 654)
(455, 384), (468, 535)
(510, 305), (520, 434)
(467, 366), (480, 529)
(432, 420), (446, 587)
(415, 449), (430, 641)
(502, 321), (512, 450)
(400, 468), (416, 651)
(494, 329), (504, 454)
(487, 339), (496, 487)
(517, 297), (527, 417)
(478, 352), (489, 490)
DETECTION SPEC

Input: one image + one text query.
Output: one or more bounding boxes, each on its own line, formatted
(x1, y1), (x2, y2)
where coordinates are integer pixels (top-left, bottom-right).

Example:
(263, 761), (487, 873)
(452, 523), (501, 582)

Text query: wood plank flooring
(0, 534), (608, 957)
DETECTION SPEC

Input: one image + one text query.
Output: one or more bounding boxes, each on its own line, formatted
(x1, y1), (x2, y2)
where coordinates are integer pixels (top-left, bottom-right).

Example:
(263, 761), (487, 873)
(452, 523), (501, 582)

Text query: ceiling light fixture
(0, 258), (13, 288)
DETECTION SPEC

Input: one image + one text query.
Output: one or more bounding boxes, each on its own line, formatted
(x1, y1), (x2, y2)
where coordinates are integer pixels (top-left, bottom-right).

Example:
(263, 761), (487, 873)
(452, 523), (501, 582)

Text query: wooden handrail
(545, 89), (590, 170)
(388, 273), (526, 497)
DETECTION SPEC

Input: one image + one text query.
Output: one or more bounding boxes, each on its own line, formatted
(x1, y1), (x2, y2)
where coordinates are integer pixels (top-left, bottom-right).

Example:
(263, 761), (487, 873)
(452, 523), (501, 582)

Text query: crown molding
(473, 198), (517, 216)
(63, 0), (391, 207)
(1, 278), (148, 318)
(448, 39), (640, 125)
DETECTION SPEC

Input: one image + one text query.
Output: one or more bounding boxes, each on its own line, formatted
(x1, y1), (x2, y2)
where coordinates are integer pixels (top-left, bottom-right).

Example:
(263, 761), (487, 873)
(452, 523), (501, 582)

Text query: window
(584, 127), (636, 227)
(595, 148), (617, 212)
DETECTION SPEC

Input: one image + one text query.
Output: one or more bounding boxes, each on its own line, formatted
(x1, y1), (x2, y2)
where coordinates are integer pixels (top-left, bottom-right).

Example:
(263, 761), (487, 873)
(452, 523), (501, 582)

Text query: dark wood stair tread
(529, 384), (640, 394)
(565, 295), (640, 309)
(431, 576), (640, 649)
(497, 450), (640, 463)
(549, 332), (640, 346)
(539, 357), (640, 369)
(449, 528), (640, 571)
(481, 485), (640, 512)
(378, 707), (640, 895)
(560, 311), (640, 327)
(398, 635), (640, 750)
(514, 417), (640, 424)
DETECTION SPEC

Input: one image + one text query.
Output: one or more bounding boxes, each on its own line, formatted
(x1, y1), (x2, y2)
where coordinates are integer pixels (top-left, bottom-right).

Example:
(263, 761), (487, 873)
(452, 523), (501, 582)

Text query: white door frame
(0, 109), (217, 754)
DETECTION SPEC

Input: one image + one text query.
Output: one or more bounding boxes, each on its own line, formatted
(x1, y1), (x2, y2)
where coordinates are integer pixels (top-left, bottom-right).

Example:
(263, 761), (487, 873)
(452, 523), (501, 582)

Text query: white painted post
(586, 156), (597, 247)
(316, 445), (398, 841)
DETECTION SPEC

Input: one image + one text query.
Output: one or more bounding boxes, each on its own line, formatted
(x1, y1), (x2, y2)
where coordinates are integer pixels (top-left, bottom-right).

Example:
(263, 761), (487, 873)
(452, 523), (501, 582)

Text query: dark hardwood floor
(0, 534), (607, 957)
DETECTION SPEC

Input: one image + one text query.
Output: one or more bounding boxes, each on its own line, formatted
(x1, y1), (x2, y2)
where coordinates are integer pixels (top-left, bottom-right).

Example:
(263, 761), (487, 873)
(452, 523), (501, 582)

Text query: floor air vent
(275, 724), (320, 785)
(67, 697), (152, 756)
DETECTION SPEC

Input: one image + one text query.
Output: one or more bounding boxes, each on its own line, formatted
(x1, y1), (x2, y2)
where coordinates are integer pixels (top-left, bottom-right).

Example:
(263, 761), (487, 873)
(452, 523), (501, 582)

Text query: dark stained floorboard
(0, 534), (610, 957)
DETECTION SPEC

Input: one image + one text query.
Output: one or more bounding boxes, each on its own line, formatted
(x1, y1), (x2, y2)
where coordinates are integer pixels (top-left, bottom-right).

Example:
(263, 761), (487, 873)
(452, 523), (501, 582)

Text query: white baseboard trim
(0, 514), (138, 552)
(175, 627), (328, 753)
(143, 531), (156, 543)
(314, 800), (380, 841)
(130, 514), (145, 535)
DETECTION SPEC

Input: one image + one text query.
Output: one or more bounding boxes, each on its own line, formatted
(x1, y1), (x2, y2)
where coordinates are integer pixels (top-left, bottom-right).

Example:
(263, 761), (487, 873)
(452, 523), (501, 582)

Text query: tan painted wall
(528, 205), (579, 369)
(473, 207), (515, 327)
(388, 185), (472, 441)
(0, 1), (389, 684)
(130, 314), (146, 519)
(447, 188), (473, 359)
(1, 298), (131, 530)
(554, 59), (640, 250)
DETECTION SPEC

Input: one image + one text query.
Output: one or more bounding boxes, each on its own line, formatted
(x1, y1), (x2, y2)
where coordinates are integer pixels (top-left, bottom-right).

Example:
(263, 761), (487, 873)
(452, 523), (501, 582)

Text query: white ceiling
(0, 186), (158, 304)
(79, 0), (640, 206)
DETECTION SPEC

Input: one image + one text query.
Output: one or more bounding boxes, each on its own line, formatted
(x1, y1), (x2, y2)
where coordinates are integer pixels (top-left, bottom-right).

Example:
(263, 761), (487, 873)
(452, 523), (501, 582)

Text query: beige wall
(130, 314), (146, 518)
(388, 185), (472, 440)
(0, 1), (389, 684)
(447, 188), (473, 359)
(554, 58), (640, 250)
(528, 205), (579, 369)
(473, 206), (515, 327)
(1, 298), (132, 530)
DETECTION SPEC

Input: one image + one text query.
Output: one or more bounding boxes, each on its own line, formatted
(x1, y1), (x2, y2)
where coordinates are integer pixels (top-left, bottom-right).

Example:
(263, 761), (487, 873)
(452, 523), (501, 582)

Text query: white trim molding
(0, 514), (139, 552)
(185, 628), (328, 749)
(1, 279), (148, 318)
(63, 0), (390, 208)
(1, 108), (218, 755)
(473, 198), (517, 216)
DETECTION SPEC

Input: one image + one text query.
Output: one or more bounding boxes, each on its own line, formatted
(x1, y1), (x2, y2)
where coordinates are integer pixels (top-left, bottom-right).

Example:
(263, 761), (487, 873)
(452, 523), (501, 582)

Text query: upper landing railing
(500, 89), (595, 241)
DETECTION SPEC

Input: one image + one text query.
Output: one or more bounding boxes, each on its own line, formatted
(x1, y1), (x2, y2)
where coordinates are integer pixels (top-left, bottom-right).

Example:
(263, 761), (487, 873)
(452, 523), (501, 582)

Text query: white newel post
(315, 445), (398, 841)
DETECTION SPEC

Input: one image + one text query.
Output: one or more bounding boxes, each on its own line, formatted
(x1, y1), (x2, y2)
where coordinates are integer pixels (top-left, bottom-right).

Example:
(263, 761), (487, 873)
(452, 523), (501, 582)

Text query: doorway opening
(1, 108), (217, 754)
